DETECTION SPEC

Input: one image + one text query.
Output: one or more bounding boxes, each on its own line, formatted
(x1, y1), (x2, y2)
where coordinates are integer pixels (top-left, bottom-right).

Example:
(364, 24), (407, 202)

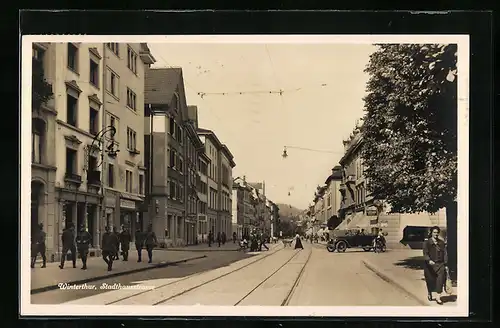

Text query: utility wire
(284, 146), (344, 154)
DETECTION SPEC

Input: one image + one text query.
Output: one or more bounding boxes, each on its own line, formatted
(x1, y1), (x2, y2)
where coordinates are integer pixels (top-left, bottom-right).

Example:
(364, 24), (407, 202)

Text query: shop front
(185, 215), (197, 245)
(119, 193), (145, 242)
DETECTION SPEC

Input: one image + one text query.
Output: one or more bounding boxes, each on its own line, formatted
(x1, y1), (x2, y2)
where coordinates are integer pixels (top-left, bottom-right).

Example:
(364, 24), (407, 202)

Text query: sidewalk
(30, 249), (206, 294)
(361, 249), (458, 307)
(166, 241), (241, 252)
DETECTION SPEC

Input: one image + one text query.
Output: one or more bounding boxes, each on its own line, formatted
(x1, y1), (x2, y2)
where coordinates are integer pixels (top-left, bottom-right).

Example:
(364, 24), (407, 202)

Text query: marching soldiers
(31, 223), (46, 268)
(76, 224), (92, 270)
(144, 224), (158, 263)
(112, 226), (120, 260)
(119, 226), (132, 261)
(59, 223), (77, 269)
(135, 227), (145, 262)
(101, 226), (119, 271)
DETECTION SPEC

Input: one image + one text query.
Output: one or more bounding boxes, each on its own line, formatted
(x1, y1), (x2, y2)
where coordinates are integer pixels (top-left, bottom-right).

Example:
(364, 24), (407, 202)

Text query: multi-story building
(232, 176), (254, 238)
(268, 201), (279, 238)
(219, 145), (236, 238)
(31, 42), (58, 260)
(184, 105), (205, 245)
(197, 128), (223, 236)
(324, 166), (343, 221)
(144, 67), (189, 246)
(336, 120), (447, 248)
(197, 150), (210, 243)
(102, 43), (154, 238)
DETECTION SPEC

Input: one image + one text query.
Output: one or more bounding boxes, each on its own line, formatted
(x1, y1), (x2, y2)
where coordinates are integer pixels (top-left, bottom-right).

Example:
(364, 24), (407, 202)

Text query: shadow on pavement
(441, 294), (457, 304)
(393, 256), (425, 271)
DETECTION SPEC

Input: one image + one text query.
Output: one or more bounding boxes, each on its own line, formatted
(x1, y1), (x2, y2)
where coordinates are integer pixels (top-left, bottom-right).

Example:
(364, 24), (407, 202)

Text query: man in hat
(59, 223), (77, 269)
(101, 226), (118, 271)
(76, 224), (92, 270)
(135, 227), (145, 262)
(31, 223), (46, 268)
(144, 224), (158, 263)
(119, 225), (132, 261)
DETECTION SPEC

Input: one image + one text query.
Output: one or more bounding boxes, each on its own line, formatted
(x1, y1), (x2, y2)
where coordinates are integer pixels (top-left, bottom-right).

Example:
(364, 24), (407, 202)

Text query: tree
(32, 57), (53, 110)
(361, 44), (458, 279)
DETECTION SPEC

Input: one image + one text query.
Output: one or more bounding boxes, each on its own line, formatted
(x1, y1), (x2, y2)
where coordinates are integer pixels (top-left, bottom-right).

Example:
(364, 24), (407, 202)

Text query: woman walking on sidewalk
(423, 226), (448, 305)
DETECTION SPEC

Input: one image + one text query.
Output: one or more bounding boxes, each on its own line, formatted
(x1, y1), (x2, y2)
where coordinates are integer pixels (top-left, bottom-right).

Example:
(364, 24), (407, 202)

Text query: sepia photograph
(21, 35), (469, 317)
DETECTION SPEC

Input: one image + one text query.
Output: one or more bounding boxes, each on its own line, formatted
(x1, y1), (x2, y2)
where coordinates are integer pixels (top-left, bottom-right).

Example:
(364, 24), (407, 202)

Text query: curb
(361, 259), (428, 306)
(30, 255), (207, 295)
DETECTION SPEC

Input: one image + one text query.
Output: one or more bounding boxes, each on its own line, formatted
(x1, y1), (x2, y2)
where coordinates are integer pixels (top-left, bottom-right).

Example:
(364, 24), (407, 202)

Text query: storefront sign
(120, 199), (136, 209)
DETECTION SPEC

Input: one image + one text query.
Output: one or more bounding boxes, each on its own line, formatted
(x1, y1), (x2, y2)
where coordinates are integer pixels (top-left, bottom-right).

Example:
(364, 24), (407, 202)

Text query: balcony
(64, 172), (82, 185)
(87, 170), (102, 186)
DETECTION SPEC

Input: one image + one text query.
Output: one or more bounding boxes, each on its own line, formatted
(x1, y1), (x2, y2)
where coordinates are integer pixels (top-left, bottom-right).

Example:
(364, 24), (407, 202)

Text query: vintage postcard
(21, 34), (469, 317)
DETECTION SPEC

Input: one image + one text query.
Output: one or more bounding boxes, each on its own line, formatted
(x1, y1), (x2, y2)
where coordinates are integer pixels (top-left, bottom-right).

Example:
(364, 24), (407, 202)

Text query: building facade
(183, 106), (205, 245)
(197, 152), (210, 243)
(31, 42), (58, 260)
(324, 166), (343, 221)
(102, 43), (154, 238)
(233, 176), (254, 238)
(336, 120), (447, 248)
(219, 145), (236, 238)
(144, 67), (189, 246)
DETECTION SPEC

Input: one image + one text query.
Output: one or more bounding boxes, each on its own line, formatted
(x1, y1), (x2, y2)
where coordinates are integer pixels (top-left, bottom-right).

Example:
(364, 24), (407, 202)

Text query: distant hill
(276, 203), (304, 220)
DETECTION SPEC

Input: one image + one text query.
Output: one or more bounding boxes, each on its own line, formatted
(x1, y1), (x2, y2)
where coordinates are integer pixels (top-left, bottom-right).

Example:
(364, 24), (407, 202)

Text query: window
(179, 157), (184, 173)
(88, 155), (98, 172)
(177, 126), (183, 143)
(127, 127), (137, 151)
(170, 150), (176, 168)
(32, 119), (44, 164)
(66, 94), (78, 127)
(125, 170), (133, 193)
(126, 88), (137, 110)
(107, 69), (119, 98)
(67, 43), (78, 72)
(107, 43), (119, 56)
(89, 107), (99, 135)
(139, 175), (144, 194)
(169, 180), (176, 199)
(89, 58), (99, 87)
(65, 148), (77, 174)
(169, 117), (175, 137)
(127, 46), (138, 74)
(108, 164), (115, 188)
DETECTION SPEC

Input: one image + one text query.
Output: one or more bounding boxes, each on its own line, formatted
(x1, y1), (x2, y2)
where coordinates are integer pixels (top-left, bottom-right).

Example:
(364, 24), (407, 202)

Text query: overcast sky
(148, 42), (376, 210)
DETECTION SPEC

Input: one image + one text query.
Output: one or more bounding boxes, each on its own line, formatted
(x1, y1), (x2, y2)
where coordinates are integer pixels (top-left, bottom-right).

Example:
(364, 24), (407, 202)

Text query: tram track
(104, 245), (285, 305)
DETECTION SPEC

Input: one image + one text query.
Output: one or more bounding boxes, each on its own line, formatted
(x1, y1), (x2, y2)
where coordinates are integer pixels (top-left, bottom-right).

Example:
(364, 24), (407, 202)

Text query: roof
(197, 128), (223, 149)
(221, 144), (236, 168)
(145, 68), (183, 106)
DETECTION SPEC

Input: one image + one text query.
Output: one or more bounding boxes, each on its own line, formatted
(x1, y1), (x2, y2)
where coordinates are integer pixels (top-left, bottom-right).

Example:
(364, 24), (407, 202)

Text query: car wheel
(336, 241), (347, 252)
(363, 247), (371, 252)
(326, 244), (335, 252)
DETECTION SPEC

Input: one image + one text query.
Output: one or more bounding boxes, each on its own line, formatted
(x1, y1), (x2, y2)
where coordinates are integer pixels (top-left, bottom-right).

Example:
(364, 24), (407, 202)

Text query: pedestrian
(135, 227), (144, 262)
(76, 224), (92, 270)
(31, 223), (46, 268)
(423, 226), (448, 305)
(294, 233), (304, 250)
(101, 226), (118, 271)
(232, 231), (237, 244)
(112, 226), (120, 260)
(119, 226), (132, 261)
(217, 232), (222, 247)
(221, 231), (226, 245)
(59, 223), (77, 269)
(144, 224), (158, 263)
(260, 234), (269, 251)
(208, 230), (213, 247)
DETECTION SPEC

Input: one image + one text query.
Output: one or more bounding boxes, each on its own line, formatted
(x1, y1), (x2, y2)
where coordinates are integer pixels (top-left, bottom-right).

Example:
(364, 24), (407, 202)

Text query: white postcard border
(21, 34), (470, 317)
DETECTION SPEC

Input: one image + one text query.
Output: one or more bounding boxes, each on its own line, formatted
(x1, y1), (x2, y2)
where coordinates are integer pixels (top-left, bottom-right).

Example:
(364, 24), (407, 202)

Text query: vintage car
(326, 229), (378, 252)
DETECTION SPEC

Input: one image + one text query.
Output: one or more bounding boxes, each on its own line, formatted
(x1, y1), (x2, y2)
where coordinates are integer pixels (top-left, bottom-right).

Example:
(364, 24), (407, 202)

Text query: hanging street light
(282, 146), (288, 159)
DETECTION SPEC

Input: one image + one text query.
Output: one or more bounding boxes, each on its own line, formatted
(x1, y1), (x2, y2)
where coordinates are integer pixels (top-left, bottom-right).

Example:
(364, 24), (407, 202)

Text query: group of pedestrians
(30, 222), (158, 272)
(207, 230), (228, 247)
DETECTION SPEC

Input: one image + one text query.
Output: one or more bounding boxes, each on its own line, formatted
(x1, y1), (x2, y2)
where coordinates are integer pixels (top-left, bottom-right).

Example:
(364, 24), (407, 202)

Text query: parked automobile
(326, 229), (377, 252)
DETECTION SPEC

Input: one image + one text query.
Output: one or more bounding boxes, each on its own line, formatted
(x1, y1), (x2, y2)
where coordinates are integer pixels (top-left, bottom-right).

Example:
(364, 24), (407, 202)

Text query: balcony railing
(64, 172), (82, 184)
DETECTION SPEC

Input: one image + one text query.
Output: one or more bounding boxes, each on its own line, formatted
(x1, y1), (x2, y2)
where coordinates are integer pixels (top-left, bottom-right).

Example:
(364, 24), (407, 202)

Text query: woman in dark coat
(294, 234), (304, 249)
(423, 226), (448, 305)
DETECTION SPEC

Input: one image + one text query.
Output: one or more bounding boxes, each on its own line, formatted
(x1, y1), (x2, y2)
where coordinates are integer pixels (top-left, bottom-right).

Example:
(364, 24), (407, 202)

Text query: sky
(148, 42), (376, 210)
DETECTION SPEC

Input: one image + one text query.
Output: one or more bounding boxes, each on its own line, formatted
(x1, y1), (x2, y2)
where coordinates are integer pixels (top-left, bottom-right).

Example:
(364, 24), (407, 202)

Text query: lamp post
(85, 125), (119, 247)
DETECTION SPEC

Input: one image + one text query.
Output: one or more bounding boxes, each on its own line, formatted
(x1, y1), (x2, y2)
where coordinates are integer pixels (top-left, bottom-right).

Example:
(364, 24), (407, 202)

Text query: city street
(32, 242), (429, 306)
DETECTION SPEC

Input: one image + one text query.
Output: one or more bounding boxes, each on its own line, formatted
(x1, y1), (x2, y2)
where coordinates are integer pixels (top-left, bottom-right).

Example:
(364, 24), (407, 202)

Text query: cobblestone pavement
(45, 243), (423, 306)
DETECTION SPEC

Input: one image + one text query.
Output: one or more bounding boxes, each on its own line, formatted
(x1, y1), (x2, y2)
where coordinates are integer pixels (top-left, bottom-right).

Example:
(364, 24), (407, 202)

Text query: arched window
(32, 118), (45, 164)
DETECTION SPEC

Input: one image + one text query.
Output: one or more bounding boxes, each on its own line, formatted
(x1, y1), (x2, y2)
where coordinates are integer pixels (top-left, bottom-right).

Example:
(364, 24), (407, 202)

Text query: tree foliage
(32, 57), (53, 110)
(362, 44), (458, 214)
